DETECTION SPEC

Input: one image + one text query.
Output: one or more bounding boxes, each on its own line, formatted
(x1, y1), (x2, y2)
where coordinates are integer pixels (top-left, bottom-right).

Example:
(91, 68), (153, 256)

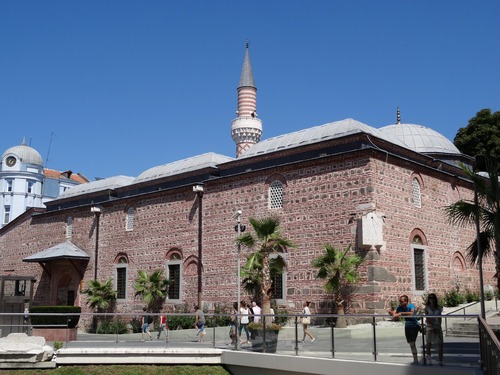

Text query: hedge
(30, 306), (81, 328)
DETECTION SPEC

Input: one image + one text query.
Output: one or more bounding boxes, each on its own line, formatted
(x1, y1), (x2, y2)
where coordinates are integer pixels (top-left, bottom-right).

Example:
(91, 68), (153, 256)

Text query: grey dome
(379, 123), (460, 154)
(2, 143), (43, 165)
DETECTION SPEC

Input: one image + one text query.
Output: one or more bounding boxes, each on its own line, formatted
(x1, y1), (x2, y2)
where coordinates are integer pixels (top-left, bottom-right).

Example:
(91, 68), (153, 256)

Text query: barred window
(413, 248), (426, 291)
(411, 178), (421, 208)
(270, 254), (286, 302)
(125, 208), (135, 231)
(115, 256), (128, 300)
(269, 181), (284, 209)
(66, 217), (73, 238)
(167, 254), (182, 302)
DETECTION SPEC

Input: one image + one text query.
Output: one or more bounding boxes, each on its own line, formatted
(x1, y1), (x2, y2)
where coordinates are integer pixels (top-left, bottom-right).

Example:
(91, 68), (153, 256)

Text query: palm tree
(82, 278), (117, 313)
(241, 250), (287, 304)
(82, 278), (117, 332)
(134, 269), (170, 313)
(311, 243), (363, 327)
(237, 217), (295, 316)
(444, 160), (500, 290)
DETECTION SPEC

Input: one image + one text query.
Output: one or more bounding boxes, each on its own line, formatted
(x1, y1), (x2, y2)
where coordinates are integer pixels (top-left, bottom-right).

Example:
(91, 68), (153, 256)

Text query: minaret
(231, 41), (262, 158)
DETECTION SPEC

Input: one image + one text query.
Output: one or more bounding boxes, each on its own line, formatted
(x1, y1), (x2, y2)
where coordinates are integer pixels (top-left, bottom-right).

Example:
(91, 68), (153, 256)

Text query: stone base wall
(31, 328), (77, 342)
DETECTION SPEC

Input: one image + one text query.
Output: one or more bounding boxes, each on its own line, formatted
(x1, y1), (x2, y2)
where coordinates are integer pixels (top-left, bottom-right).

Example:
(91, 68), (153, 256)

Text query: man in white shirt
(252, 302), (262, 323)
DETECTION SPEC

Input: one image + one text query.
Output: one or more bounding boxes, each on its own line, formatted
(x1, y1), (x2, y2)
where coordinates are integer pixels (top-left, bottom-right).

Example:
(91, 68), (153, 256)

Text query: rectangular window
(413, 248), (426, 291)
(6, 180), (13, 192)
(27, 181), (34, 194)
(167, 263), (181, 300)
(116, 267), (127, 300)
(3, 206), (10, 224)
(271, 272), (284, 300)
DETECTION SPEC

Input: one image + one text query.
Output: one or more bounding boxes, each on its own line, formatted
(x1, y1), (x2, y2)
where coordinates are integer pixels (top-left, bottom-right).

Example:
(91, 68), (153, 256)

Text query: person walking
(390, 295), (420, 364)
(194, 305), (206, 343)
(229, 302), (238, 344)
(156, 314), (168, 340)
(239, 301), (250, 344)
(141, 307), (153, 341)
(251, 301), (262, 323)
(424, 293), (443, 365)
(300, 301), (315, 343)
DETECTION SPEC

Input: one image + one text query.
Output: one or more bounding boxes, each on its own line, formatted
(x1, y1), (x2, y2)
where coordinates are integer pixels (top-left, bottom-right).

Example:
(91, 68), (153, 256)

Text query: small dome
(379, 123), (460, 154)
(2, 143), (43, 165)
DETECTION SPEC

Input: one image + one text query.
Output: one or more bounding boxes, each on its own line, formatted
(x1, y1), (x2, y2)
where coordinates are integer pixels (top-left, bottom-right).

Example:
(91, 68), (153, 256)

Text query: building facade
(0, 45), (495, 330)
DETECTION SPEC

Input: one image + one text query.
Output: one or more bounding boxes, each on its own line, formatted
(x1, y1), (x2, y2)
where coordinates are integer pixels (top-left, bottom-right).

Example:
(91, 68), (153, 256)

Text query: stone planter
(31, 328), (77, 342)
(249, 328), (279, 353)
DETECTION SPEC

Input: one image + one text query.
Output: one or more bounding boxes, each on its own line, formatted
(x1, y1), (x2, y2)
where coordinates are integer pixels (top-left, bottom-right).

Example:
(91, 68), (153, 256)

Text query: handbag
(302, 317), (311, 325)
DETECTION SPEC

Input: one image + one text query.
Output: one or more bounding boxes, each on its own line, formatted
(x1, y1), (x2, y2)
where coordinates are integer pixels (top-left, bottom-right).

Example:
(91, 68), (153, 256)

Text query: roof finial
(396, 107), (401, 124)
(246, 39), (249, 49)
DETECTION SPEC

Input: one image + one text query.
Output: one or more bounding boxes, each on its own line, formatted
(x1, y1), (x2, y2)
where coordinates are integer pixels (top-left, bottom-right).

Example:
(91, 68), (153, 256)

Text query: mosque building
(0, 44), (495, 328)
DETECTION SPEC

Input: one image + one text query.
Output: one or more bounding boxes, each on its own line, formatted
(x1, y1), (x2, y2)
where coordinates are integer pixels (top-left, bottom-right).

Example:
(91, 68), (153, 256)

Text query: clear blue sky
(1, 1), (499, 180)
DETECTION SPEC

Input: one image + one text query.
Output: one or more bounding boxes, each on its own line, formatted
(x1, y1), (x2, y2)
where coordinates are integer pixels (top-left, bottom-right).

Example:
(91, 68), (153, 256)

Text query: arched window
(270, 253), (286, 303)
(269, 181), (284, 209)
(115, 255), (128, 300)
(125, 207), (135, 231)
(411, 178), (421, 208)
(65, 217), (73, 239)
(166, 253), (182, 303)
(411, 234), (427, 293)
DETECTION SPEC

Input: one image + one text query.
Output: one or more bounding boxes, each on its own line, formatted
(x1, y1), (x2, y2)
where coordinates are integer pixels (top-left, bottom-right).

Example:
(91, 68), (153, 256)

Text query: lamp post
(234, 210), (245, 348)
(193, 184), (204, 309)
(90, 206), (102, 281)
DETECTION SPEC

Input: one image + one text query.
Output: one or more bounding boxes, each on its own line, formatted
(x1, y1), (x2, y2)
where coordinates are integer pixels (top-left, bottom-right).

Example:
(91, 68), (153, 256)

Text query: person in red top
(156, 314), (168, 340)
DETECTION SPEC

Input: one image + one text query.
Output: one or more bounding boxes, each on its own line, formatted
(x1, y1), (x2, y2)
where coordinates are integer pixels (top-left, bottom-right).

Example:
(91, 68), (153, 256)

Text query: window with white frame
(115, 256), (128, 300)
(125, 207), (135, 231)
(166, 254), (182, 302)
(3, 206), (10, 224)
(65, 217), (73, 238)
(27, 181), (34, 194)
(411, 236), (427, 292)
(269, 181), (284, 209)
(5, 180), (13, 193)
(411, 178), (421, 208)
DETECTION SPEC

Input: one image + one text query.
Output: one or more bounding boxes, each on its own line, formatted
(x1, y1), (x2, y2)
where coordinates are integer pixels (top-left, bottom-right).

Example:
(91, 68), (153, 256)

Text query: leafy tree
(444, 160), (500, 290)
(454, 109), (500, 172)
(237, 217), (295, 316)
(82, 278), (117, 313)
(134, 269), (170, 313)
(311, 243), (363, 324)
(241, 250), (286, 305)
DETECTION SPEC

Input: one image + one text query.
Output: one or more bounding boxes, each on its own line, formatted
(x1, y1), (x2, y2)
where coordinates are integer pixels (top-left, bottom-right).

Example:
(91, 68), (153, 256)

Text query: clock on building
(6, 156), (16, 167)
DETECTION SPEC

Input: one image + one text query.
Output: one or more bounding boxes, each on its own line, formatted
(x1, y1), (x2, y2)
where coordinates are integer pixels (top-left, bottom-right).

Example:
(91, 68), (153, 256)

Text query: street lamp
(234, 210), (245, 348)
(193, 184), (204, 308)
(90, 206), (102, 281)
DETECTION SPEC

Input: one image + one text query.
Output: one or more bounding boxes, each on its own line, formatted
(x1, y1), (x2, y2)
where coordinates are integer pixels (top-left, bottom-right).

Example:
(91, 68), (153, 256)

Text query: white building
(0, 140), (88, 227)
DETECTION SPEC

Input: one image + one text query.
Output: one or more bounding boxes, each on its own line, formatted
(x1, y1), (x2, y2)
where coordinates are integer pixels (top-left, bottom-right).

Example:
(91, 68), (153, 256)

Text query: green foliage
(485, 290), (494, 301)
(53, 341), (63, 350)
(273, 307), (288, 326)
(30, 306), (81, 328)
(444, 159), (500, 291)
(454, 108), (500, 173)
(134, 269), (170, 313)
(464, 288), (481, 303)
(0, 365), (232, 375)
(311, 243), (363, 303)
(82, 279), (117, 312)
(211, 303), (231, 327)
(97, 317), (129, 334)
(442, 286), (465, 307)
(130, 317), (143, 333)
(237, 217), (295, 315)
(166, 304), (194, 330)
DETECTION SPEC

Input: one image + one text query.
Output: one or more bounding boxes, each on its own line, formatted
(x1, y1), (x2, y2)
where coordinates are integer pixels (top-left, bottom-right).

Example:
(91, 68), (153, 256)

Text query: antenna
(45, 132), (54, 167)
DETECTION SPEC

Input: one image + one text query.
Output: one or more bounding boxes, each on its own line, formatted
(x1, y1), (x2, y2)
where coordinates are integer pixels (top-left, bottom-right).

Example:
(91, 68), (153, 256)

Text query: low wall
(31, 328), (77, 342)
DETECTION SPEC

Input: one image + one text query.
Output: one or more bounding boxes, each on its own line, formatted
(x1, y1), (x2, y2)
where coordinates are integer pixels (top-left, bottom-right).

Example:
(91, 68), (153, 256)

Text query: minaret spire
(231, 42), (262, 158)
(396, 107), (401, 124)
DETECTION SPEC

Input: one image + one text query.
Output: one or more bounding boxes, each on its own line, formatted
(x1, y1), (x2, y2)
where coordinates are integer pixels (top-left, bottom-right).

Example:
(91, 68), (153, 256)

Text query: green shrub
(442, 286), (465, 307)
(97, 317), (128, 334)
(464, 288), (480, 303)
(211, 303), (231, 327)
(53, 341), (63, 350)
(166, 304), (194, 330)
(130, 317), (142, 333)
(485, 290), (494, 301)
(30, 306), (81, 328)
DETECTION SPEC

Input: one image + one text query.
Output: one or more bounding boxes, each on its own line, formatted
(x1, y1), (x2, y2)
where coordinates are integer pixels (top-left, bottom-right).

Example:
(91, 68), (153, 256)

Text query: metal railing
(478, 316), (500, 375)
(0, 311), (496, 369)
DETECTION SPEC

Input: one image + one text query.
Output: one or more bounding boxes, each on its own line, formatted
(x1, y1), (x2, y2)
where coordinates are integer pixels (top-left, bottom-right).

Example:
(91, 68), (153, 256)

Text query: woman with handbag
(300, 301), (315, 343)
